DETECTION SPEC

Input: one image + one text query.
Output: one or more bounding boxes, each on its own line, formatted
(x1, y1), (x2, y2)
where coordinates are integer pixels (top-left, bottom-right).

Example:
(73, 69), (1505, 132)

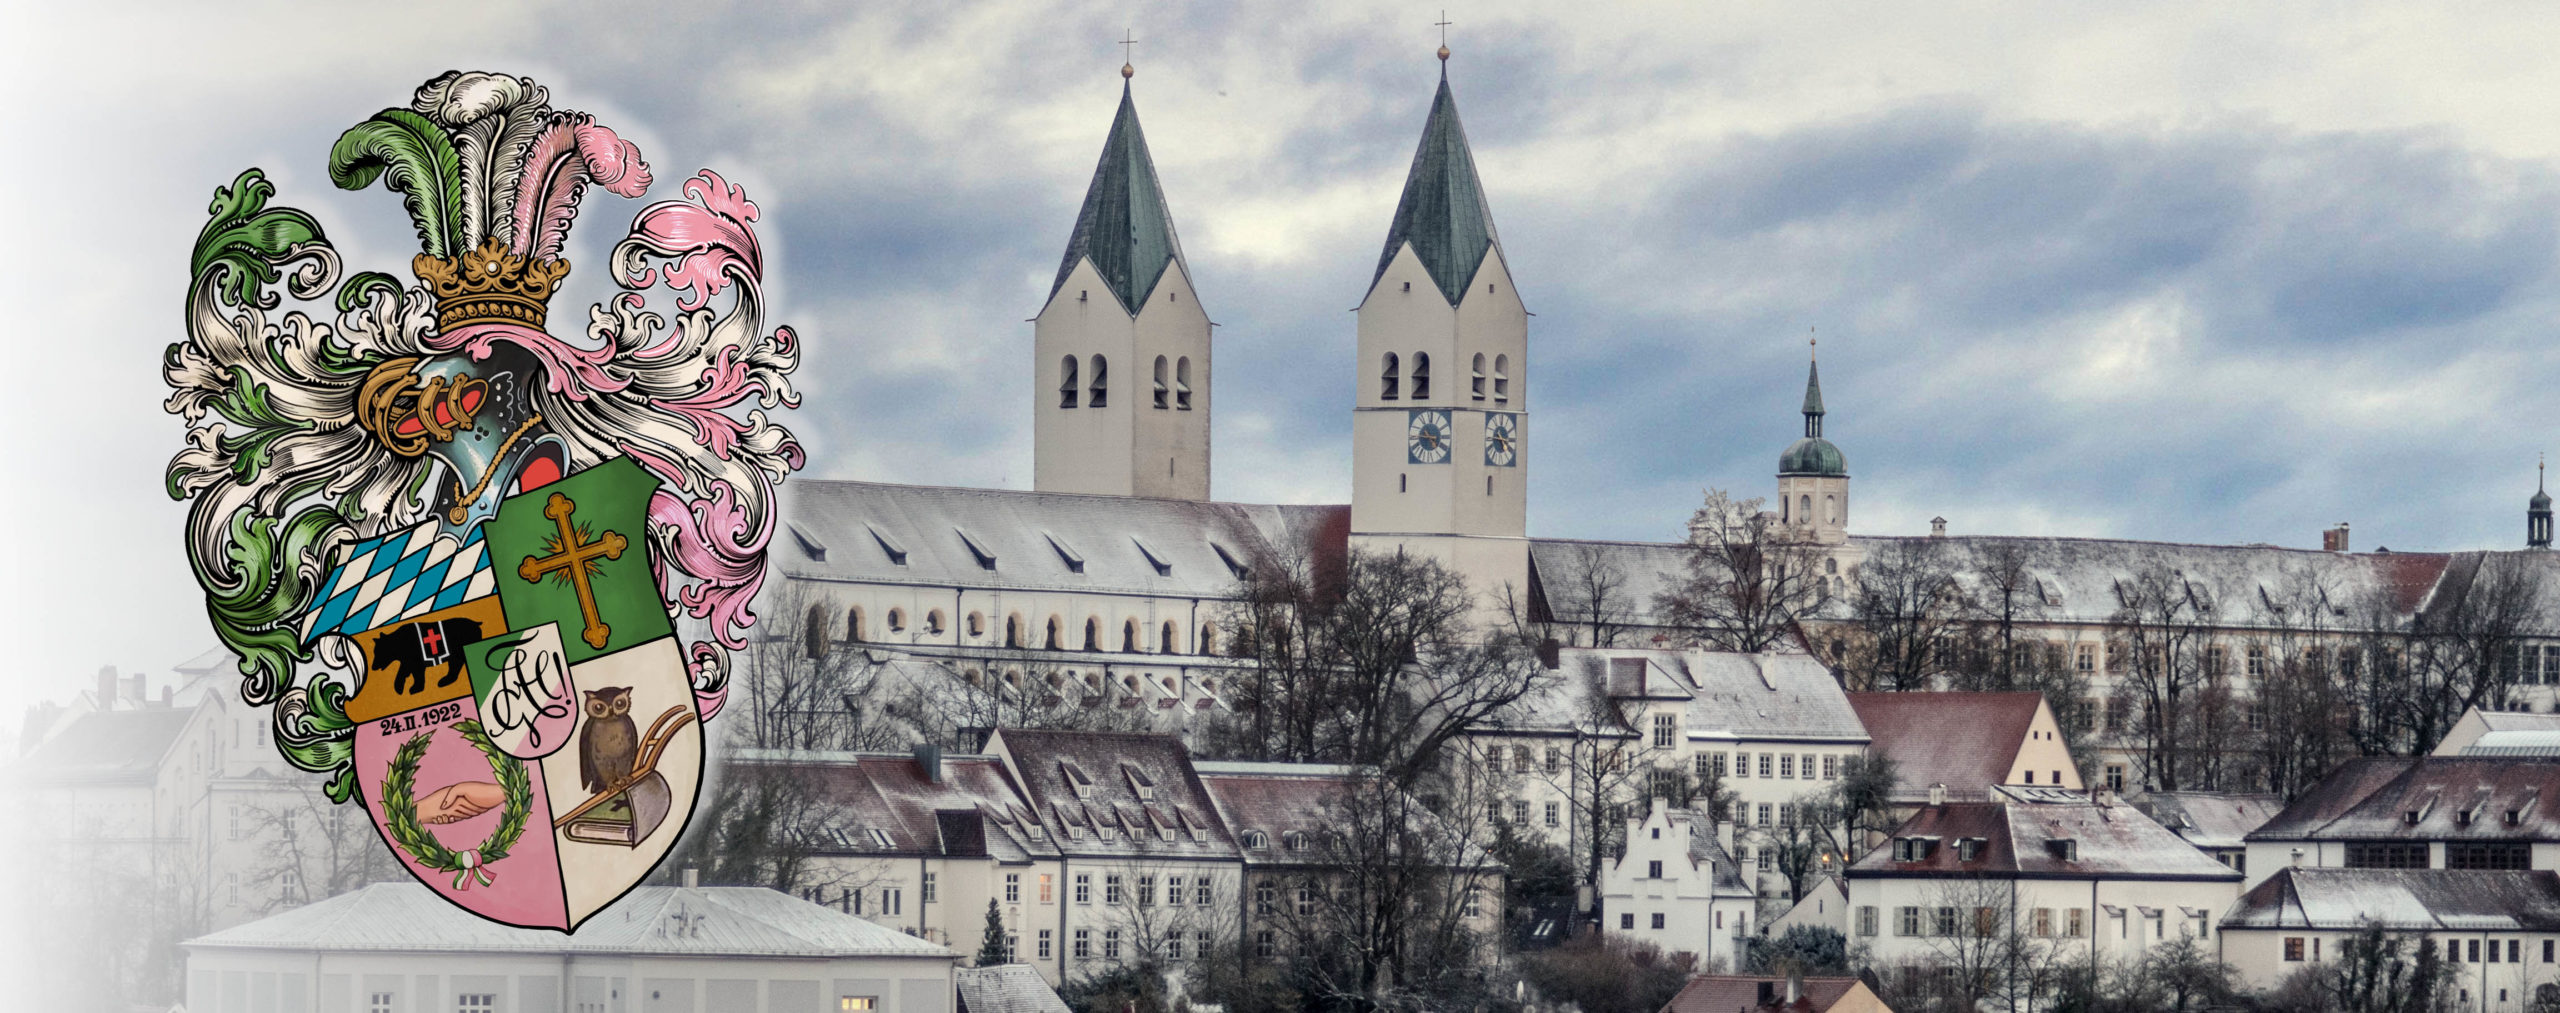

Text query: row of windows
(1380, 352), (1510, 403)
(2343, 841), (2532, 870)
(832, 605), (1232, 657)
(1063, 872), (1216, 906)
(1723, 751), (1844, 782)
(1057, 355), (1200, 411)
(1861, 905), (2089, 939)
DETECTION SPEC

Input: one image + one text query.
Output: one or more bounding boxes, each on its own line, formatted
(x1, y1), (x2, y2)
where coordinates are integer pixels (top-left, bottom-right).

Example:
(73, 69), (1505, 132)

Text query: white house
(2219, 867), (2560, 1011)
(2241, 756), (2560, 893)
(1845, 785), (2242, 972)
(183, 880), (959, 1013)
(1597, 798), (1755, 969)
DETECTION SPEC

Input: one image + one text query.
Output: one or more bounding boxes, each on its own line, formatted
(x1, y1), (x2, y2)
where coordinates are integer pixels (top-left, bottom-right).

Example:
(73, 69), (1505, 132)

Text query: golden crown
(413, 236), (573, 332)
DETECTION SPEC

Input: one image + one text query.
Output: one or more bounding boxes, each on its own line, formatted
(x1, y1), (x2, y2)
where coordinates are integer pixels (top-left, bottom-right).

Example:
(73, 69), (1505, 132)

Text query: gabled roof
(8, 706), (203, 786)
(2247, 756), (2560, 842)
(2224, 868), (2560, 932)
(958, 964), (1073, 1013)
(1851, 787), (2238, 881)
(1050, 83), (1189, 313)
(1661, 975), (1868, 1013)
(1678, 651), (1869, 743)
(989, 729), (1236, 859)
(1373, 74), (1502, 305)
(2133, 791), (2283, 850)
(187, 883), (955, 958)
(731, 750), (1057, 862)
(782, 480), (1346, 598)
(1847, 691), (2045, 798)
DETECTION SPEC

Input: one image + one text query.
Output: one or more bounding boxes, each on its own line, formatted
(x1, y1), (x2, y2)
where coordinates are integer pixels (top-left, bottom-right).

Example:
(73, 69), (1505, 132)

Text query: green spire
(1373, 73), (1503, 304)
(1801, 358), (1826, 437)
(1051, 81), (1189, 314)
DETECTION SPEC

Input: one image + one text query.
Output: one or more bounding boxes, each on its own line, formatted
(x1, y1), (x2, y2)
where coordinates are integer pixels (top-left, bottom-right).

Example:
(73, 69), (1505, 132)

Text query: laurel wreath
(380, 719), (532, 890)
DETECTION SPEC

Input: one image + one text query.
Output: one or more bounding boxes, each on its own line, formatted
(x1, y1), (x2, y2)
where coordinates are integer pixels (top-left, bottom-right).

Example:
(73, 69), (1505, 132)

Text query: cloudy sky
(6, 1), (2560, 714)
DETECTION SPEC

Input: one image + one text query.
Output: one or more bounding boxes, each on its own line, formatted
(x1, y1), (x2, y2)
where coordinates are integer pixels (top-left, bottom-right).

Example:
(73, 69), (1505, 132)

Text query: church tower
(1349, 54), (1529, 600)
(1033, 65), (1210, 500)
(1777, 350), (1850, 546)
(2531, 457), (2551, 549)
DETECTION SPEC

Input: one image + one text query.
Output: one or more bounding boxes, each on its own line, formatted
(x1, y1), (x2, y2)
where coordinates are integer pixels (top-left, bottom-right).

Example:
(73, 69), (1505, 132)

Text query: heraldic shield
(341, 457), (703, 931)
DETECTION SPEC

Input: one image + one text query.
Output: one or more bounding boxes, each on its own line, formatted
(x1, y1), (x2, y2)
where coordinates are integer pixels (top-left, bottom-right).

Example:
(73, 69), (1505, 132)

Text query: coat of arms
(163, 71), (802, 929)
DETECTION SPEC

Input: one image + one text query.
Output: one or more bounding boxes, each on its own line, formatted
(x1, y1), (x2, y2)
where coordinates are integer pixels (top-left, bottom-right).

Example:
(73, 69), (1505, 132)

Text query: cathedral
(775, 52), (2560, 787)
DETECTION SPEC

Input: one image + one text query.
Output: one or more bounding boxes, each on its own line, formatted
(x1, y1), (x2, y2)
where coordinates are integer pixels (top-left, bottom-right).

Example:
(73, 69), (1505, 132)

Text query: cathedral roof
(1373, 74), (1504, 305)
(1050, 83), (1190, 314)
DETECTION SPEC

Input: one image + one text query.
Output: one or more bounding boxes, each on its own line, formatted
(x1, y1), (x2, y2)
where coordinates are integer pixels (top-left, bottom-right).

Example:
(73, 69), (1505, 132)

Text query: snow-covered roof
(186, 883), (957, 958)
(1479, 647), (1862, 744)
(2133, 791), (2284, 850)
(728, 750), (1058, 863)
(988, 728), (1238, 859)
(781, 480), (1343, 599)
(957, 964), (1072, 1013)
(1852, 786), (2238, 881)
(2223, 868), (2560, 932)
(2250, 756), (2560, 842)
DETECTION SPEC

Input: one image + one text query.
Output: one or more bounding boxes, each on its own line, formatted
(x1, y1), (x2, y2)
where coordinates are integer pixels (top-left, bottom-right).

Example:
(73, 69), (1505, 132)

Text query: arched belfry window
(1153, 356), (1170, 409)
(1826, 494), (1839, 525)
(1471, 354), (1487, 400)
(1123, 619), (1140, 653)
(1059, 356), (1079, 408)
(1161, 621), (1178, 653)
(1174, 357), (1193, 410)
(1088, 355), (1108, 408)
(1004, 614), (1022, 648)
(1380, 353), (1400, 400)
(1493, 355), (1510, 402)
(1411, 353), (1431, 400)
(1799, 495), (1812, 524)
(848, 606), (868, 643)
(1045, 616), (1063, 650)
(1083, 617), (1102, 652)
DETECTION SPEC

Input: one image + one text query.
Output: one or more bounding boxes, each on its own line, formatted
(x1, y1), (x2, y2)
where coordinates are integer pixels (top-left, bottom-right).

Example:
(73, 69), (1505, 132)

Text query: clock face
(1484, 412), (1519, 467)
(1407, 409), (1453, 464)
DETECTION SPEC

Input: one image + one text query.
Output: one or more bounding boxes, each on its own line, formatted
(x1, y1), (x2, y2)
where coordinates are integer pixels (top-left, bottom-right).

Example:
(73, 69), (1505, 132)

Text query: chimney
(1930, 516), (1948, 538)
(96, 666), (116, 710)
(2323, 522), (2350, 553)
(682, 867), (700, 888)
(128, 673), (146, 702)
(2291, 847), (2305, 869)
(1929, 783), (1946, 807)
(915, 741), (943, 784)
(159, 686), (173, 708)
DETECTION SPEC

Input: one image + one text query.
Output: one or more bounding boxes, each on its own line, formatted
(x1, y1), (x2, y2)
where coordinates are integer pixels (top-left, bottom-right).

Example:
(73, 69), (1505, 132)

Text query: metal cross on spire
(1120, 29), (1137, 79)
(1436, 11), (1453, 62)
(1809, 326), (1817, 361)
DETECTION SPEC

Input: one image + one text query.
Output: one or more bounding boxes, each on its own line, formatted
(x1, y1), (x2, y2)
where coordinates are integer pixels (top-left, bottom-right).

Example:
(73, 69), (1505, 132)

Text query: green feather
(328, 109), (466, 258)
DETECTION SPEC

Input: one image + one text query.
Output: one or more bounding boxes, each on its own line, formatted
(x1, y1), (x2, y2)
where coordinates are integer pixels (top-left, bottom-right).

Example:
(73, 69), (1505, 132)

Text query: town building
(1657, 974), (1895, 1013)
(1844, 691), (2081, 806)
(1595, 798), (1756, 968)
(2438, 707), (2560, 755)
(2241, 755), (2560, 891)
(2218, 868), (2560, 1011)
(955, 964), (1073, 1013)
(757, 729), (1498, 987)
(1844, 785), (2242, 970)
(182, 880), (959, 1013)
(2132, 791), (2282, 876)
(1762, 876), (1850, 941)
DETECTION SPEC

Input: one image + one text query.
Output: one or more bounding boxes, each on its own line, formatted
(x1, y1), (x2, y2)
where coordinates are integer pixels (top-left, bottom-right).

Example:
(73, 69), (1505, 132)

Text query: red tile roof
(1851, 789), (2239, 881)
(1662, 975), (1862, 1013)
(1846, 691), (2044, 799)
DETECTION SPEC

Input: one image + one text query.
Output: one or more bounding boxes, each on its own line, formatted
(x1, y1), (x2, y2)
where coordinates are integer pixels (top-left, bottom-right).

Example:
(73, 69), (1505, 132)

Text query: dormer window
(1891, 837), (1936, 862)
(1044, 532), (1085, 574)
(2508, 809), (2524, 826)
(1242, 830), (1268, 849)
(1955, 838), (1984, 862)
(1211, 542), (1251, 581)
(1283, 831), (1308, 852)
(954, 527), (997, 570)
(865, 523), (908, 566)
(2405, 810), (2423, 825)
(868, 828), (895, 849)
(1132, 537), (1172, 576)
(1123, 763), (1157, 800)
(2047, 839), (2078, 861)
(1060, 760), (1094, 799)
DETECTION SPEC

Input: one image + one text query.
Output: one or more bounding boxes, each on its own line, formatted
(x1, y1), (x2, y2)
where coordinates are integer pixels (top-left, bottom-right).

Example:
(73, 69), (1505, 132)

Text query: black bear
(370, 617), (488, 697)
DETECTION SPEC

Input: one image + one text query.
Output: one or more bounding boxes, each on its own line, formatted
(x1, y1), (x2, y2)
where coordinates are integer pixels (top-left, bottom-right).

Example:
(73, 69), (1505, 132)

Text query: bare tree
(2106, 565), (2223, 792)
(1656, 489), (1835, 654)
(236, 778), (402, 911)
(1546, 541), (1640, 649)
(1212, 545), (1548, 783)
(1841, 537), (1968, 691)
(1264, 776), (1504, 1011)
(2402, 552), (2547, 754)
(1881, 877), (2074, 1013)
(2247, 564), (2358, 798)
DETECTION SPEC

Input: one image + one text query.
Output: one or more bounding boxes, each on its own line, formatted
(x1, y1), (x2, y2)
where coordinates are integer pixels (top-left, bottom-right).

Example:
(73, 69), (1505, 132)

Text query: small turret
(2532, 457), (2551, 550)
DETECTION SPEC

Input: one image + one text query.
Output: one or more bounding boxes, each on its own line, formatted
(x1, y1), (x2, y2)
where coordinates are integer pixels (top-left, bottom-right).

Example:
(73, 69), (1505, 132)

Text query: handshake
(417, 781), (505, 824)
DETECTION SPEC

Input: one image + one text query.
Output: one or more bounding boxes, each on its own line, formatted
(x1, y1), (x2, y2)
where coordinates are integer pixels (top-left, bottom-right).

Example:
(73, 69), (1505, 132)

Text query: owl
(579, 686), (639, 794)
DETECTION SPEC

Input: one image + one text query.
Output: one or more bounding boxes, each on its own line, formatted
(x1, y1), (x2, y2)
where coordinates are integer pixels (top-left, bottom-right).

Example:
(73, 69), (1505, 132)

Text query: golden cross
(516, 492), (628, 650)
